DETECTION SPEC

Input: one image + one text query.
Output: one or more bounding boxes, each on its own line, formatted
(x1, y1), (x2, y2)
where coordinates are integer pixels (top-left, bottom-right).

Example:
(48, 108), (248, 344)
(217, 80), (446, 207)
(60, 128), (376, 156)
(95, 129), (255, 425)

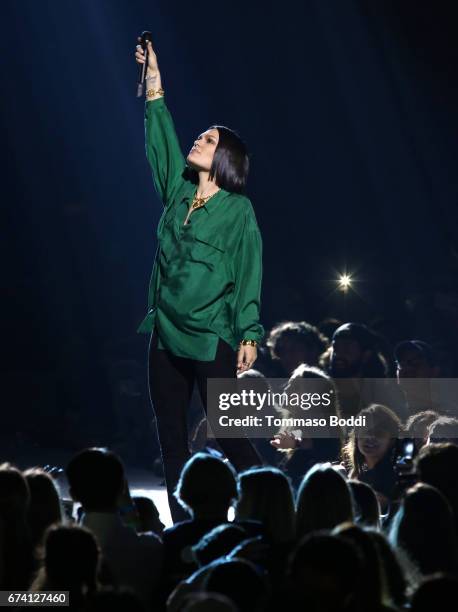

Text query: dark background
(1, 0), (457, 453)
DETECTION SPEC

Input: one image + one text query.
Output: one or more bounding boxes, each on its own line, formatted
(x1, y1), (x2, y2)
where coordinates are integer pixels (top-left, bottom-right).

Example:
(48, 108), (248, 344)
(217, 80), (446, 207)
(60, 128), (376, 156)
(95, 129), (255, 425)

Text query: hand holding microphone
(135, 31), (161, 97)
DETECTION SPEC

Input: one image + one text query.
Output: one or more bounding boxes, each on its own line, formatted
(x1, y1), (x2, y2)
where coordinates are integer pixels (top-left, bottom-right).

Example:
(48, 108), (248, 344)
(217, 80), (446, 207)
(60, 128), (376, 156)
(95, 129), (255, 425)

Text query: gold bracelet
(241, 339), (257, 347)
(146, 87), (164, 99)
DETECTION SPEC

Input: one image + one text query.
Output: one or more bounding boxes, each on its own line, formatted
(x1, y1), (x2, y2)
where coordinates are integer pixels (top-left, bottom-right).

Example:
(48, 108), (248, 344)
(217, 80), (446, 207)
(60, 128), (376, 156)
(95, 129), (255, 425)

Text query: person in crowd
(65, 448), (162, 608)
(405, 410), (440, 451)
(343, 404), (403, 511)
(326, 323), (406, 419)
(23, 467), (64, 549)
(395, 340), (440, 379)
(235, 467), (295, 546)
(394, 340), (454, 415)
(132, 495), (165, 535)
(161, 453), (238, 592)
(295, 463), (354, 539)
(30, 524), (99, 611)
(427, 416), (458, 444)
(270, 365), (344, 488)
(284, 532), (363, 611)
(334, 523), (399, 611)
(414, 442), (458, 531)
(0, 463), (34, 590)
(166, 525), (250, 612)
(234, 467), (295, 580)
(348, 480), (381, 529)
(266, 320), (329, 376)
(191, 370), (279, 464)
(237, 369), (279, 465)
(410, 575), (458, 612)
(368, 531), (408, 610)
(203, 558), (268, 612)
(388, 483), (458, 578)
(191, 524), (249, 568)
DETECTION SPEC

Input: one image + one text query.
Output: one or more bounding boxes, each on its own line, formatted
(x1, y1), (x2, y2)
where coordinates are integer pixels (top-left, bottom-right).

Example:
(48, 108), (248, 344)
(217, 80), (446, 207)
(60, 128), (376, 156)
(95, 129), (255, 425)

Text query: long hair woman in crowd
(236, 467), (296, 546)
(270, 365), (344, 488)
(295, 463), (354, 539)
(30, 525), (99, 610)
(23, 468), (64, 549)
(135, 38), (263, 525)
(0, 464), (34, 590)
(389, 482), (458, 578)
(343, 404), (403, 511)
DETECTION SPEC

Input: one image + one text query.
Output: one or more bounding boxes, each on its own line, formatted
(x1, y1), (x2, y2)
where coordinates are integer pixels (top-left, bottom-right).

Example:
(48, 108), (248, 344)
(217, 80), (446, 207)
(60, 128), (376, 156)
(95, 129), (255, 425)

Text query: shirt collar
(181, 186), (230, 214)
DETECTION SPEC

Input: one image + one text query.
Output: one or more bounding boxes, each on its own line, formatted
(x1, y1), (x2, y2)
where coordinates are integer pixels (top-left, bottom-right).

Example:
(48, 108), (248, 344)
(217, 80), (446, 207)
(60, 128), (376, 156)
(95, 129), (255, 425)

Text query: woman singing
(135, 40), (264, 522)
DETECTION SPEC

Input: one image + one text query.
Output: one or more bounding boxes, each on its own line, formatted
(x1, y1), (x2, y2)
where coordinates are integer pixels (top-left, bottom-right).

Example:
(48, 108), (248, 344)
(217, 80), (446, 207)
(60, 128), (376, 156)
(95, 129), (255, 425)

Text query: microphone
(136, 30), (153, 98)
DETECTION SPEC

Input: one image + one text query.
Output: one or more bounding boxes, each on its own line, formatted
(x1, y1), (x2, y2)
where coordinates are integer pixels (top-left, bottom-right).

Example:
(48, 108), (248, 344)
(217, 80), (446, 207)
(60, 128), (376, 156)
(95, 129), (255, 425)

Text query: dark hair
(287, 533), (362, 609)
(187, 126), (249, 193)
(286, 364), (342, 420)
(66, 448), (124, 510)
(348, 480), (380, 528)
(192, 524), (248, 567)
(236, 467), (296, 544)
(334, 523), (383, 608)
(32, 525), (99, 608)
(209, 126), (249, 193)
(203, 558), (268, 612)
(175, 452), (237, 515)
(368, 530), (407, 608)
(24, 468), (63, 548)
(0, 463), (33, 590)
(296, 464), (354, 538)
(266, 321), (329, 361)
(389, 483), (458, 576)
(44, 525), (99, 587)
(343, 404), (403, 478)
(415, 443), (458, 530)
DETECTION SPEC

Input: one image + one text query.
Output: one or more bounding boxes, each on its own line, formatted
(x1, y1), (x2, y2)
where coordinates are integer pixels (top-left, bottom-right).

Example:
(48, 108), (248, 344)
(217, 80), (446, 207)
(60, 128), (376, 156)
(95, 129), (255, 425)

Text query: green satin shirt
(137, 97), (264, 361)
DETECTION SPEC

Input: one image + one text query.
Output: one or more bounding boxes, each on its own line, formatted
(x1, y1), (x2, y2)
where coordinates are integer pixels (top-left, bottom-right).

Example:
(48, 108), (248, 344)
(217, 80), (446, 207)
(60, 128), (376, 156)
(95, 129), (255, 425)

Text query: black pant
(148, 329), (262, 523)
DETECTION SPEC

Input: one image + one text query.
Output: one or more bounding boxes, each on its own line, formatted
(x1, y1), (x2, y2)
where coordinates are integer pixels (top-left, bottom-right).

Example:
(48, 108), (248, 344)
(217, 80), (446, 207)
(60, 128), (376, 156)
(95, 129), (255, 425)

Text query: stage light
(338, 273), (352, 293)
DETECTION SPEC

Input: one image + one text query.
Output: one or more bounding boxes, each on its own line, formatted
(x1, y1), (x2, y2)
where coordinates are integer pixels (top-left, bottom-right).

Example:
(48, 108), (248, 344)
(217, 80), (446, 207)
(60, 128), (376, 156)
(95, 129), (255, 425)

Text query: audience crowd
(1, 319), (458, 610)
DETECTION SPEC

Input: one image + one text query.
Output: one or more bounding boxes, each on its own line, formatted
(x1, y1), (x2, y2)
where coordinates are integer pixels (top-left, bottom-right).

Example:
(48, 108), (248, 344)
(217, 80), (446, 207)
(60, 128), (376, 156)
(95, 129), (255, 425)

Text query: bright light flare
(337, 273), (352, 293)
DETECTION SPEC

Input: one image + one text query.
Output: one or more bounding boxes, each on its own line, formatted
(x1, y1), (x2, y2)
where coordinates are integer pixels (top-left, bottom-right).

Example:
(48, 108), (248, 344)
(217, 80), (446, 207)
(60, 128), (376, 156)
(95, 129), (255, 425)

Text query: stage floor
(0, 440), (173, 527)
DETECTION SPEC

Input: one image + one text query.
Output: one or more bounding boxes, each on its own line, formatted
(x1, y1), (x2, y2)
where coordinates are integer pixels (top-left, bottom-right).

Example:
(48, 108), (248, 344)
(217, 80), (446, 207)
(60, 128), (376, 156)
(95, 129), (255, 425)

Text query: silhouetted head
(236, 467), (295, 544)
(296, 464), (354, 538)
(66, 448), (125, 512)
(41, 524), (99, 590)
(389, 482), (458, 575)
(0, 463), (30, 519)
(330, 322), (385, 377)
(24, 468), (63, 547)
(348, 480), (381, 529)
(267, 320), (329, 375)
(175, 452), (237, 518)
(203, 558), (268, 612)
(395, 340), (439, 379)
(287, 533), (362, 611)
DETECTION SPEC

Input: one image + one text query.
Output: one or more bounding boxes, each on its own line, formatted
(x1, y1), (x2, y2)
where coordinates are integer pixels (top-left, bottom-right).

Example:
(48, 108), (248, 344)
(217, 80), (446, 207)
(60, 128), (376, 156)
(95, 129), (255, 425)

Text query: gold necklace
(191, 188), (220, 210)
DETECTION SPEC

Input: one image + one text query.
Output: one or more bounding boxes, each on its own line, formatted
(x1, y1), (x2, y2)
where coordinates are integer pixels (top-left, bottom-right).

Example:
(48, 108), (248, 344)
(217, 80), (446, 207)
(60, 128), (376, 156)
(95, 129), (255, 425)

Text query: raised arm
(135, 40), (186, 206)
